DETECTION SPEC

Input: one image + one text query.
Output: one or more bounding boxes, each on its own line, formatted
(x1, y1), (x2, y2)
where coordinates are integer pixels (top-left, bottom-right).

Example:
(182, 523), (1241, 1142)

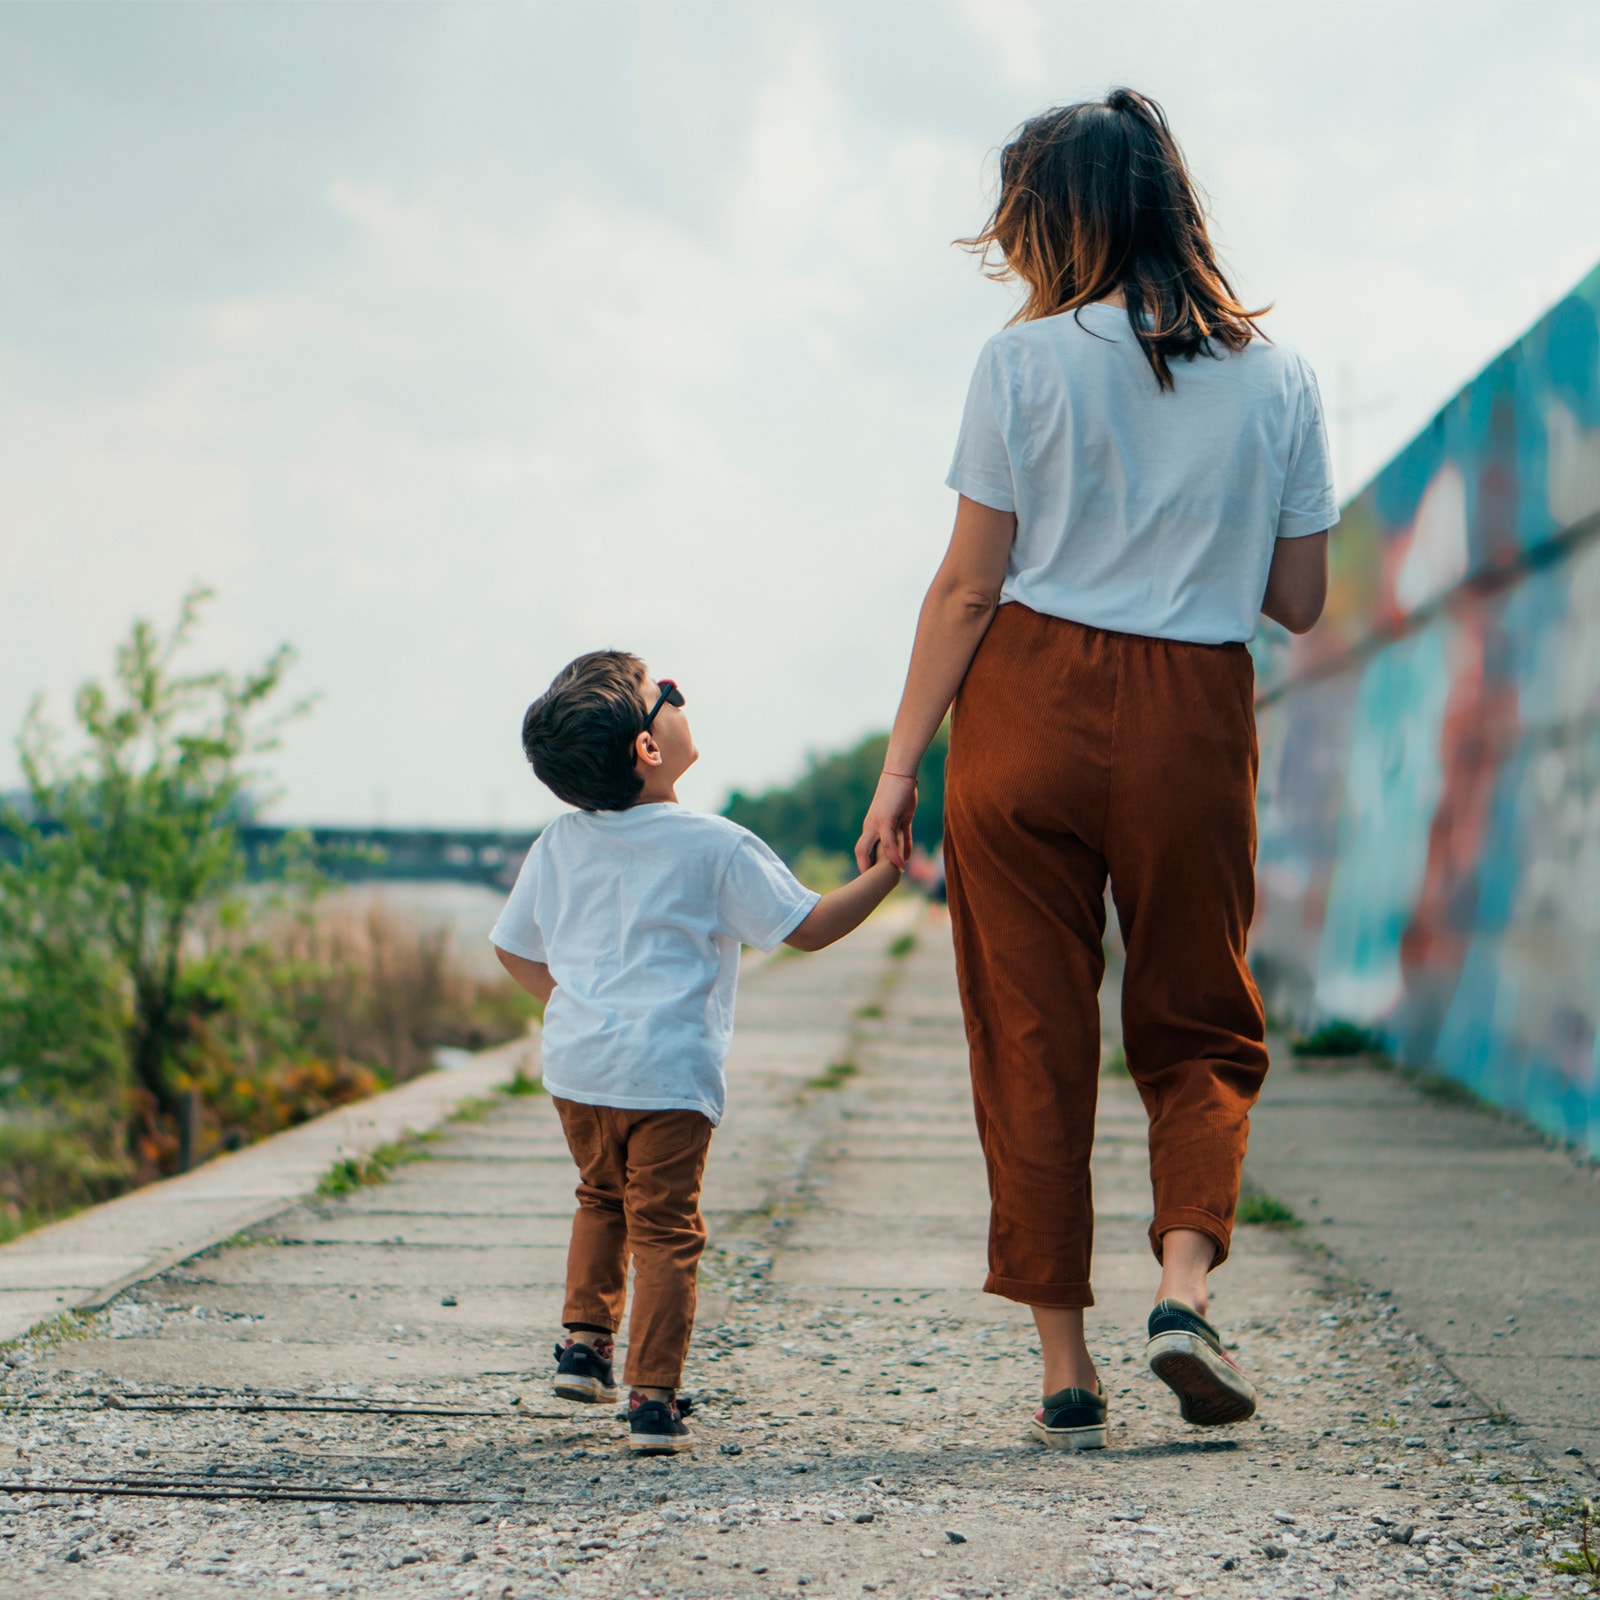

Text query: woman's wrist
(881, 767), (918, 782)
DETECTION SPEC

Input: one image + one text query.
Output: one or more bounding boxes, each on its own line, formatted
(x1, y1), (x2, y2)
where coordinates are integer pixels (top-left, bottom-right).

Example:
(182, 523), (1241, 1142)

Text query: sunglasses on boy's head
(641, 679), (685, 734)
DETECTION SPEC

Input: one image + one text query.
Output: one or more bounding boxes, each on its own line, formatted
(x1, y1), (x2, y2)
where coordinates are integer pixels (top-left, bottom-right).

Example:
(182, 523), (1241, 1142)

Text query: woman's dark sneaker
(1029, 1381), (1108, 1451)
(552, 1337), (617, 1405)
(628, 1391), (693, 1455)
(1146, 1299), (1257, 1425)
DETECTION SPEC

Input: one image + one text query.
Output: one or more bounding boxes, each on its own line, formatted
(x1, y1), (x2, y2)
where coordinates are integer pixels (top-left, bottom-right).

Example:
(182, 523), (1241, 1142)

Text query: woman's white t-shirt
(489, 804), (818, 1125)
(946, 303), (1339, 645)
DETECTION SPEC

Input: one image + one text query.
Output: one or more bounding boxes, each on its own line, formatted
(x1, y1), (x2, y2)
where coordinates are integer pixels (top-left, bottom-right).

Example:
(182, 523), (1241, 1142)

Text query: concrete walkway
(0, 1039), (535, 1345)
(0, 911), (1592, 1599)
(1247, 1046), (1600, 1477)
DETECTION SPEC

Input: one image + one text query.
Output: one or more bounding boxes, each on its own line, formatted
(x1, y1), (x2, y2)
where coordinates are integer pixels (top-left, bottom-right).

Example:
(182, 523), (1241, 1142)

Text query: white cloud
(4, 4), (1600, 826)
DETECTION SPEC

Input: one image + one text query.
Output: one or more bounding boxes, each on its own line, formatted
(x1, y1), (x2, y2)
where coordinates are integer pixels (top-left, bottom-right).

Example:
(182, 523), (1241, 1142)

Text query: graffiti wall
(1253, 262), (1600, 1156)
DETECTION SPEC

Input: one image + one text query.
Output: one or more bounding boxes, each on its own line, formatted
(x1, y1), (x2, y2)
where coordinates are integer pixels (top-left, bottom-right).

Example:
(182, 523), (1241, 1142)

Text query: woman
(855, 89), (1335, 1450)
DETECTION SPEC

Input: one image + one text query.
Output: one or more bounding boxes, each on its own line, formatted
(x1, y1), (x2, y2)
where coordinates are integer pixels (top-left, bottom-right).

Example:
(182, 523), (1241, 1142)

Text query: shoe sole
(628, 1433), (693, 1455)
(553, 1376), (618, 1405)
(1028, 1418), (1107, 1451)
(1147, 1331), (1257, 1425)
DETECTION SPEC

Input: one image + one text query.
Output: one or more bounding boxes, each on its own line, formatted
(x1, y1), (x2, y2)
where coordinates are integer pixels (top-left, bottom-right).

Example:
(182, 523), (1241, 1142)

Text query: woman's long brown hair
(962, 89), (1268, 390)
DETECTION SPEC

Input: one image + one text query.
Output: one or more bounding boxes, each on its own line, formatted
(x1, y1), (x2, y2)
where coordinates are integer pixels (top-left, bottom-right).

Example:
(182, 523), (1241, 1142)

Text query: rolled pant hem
(561, 1303), (620, 1335)
(1149, 1207), (1232, 1269)
(984, 1272), (1095, 1309)
(624, 1372), (684, 1391)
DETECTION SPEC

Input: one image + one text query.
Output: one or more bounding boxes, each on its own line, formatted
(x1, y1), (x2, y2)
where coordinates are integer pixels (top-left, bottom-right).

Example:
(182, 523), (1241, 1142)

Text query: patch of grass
(198, 1230), (270, 1256)
(853, 1002), (885, 1020)
(447, 1096), (496, 1123)
(1291, 1019), (1385, 1057)
(315, 1135), (427, 1196)
(1102, 1046), (1130, 1078)
(806, 1059), (859, 1092)
(1408, 1069), (1487, 1109)
(1236, 1186), (1300, 1228)
(887, 933), (917, 960)
(0, 1309), (93, 1363)
(1547, 1499), (1599, 1587)
(499, 1064), (542, 1097)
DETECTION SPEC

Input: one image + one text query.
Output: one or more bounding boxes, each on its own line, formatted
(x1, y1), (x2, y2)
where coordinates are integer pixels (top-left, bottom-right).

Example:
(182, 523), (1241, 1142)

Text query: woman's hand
(855, 771), (918, 874)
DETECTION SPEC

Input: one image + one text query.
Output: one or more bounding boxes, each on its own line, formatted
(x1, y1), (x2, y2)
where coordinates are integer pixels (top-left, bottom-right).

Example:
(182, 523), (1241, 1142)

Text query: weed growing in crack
(315, 1136), (427, 1196)
(1236, 1186), (1300, 1228)
(1548, 1499), (1600, 1589)
(807, 1060), (859, 1092)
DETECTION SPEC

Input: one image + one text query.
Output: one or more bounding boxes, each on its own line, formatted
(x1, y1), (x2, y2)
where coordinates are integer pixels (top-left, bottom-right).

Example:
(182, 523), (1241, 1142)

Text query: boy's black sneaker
(627, 1392), (693, 1455)
(1146, 1298), (1256, 1425)
(1029, 1381), (1108, 1451)
(552, 1338), (617, 1405)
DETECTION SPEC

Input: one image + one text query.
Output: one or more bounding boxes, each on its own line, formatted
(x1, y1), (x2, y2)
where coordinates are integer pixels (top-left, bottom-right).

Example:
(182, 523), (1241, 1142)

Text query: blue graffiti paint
(1254, 261), (1600, 1155)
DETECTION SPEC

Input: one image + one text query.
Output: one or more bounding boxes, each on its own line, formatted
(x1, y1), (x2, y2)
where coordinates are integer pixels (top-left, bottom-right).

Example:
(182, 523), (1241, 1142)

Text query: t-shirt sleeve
(489, 839), (547, 963)
(945, 339), (1017, 514)
(716, 832), (821, 953)
(1277, 359), (1341, 538)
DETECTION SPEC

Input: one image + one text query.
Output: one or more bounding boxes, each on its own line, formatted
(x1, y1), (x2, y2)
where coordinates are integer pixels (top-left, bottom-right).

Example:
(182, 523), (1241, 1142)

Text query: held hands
(855, 770), (918, 874)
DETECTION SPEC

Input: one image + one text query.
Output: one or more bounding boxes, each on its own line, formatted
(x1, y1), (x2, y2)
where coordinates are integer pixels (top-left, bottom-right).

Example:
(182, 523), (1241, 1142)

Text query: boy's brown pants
(553, 1098), (713, 1389)
(944, 604), (1270, 1309)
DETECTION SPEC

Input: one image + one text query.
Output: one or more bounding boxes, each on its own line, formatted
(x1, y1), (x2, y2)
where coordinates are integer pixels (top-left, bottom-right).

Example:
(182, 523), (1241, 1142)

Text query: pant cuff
(624, 1367), (683, 1390)
(561, 1302), (618, 1334)
(1149, 1207), (1231, 1269)
(984, 1272), (1095, 1309)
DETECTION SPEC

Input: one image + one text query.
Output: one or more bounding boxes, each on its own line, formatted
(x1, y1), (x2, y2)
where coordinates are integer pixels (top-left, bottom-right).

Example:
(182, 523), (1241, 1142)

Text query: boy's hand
(855, 771), (917, 874)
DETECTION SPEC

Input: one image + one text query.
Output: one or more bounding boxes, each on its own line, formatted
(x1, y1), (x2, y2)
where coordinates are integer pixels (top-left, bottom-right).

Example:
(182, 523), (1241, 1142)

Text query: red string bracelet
(882, 769), (917, 781)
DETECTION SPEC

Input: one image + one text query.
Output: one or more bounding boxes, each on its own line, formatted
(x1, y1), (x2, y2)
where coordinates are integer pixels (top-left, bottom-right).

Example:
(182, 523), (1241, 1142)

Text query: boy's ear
(633, 730), (664, 769)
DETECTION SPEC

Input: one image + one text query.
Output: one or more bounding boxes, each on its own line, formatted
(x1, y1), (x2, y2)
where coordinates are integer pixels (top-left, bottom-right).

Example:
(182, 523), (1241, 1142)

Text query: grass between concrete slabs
(314, 1133), (436, 1197)
(315, 1061), (543, 1193)
(802, 929), (916, 1097)
(1235, 1184), (1300, 1228)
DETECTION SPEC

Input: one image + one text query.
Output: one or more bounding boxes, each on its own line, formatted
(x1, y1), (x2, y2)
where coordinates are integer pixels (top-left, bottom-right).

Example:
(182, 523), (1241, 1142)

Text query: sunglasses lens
(668, 686), (685, 707)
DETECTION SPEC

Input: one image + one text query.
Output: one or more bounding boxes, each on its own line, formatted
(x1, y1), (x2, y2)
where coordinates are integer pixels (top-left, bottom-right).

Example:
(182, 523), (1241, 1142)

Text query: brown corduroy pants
(944, 604), (1269, 1309)
(553, 1098), (714, 1389)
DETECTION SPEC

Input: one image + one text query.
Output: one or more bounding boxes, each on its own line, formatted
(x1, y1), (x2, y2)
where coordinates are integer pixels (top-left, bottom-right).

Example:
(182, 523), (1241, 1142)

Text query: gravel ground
(0, 914), (1593, 1600)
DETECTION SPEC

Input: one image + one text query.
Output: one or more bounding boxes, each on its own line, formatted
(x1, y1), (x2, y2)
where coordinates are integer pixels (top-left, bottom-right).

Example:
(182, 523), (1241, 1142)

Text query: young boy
(491, 651), (901, 1454)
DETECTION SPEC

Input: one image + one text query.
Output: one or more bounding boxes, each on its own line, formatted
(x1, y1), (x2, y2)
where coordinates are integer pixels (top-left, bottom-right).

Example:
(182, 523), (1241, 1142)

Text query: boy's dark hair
(521, 651), (650, 812)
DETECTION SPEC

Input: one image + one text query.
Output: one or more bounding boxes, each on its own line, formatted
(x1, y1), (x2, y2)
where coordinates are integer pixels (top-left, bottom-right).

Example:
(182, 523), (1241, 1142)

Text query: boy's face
(638, 671), (698, 782)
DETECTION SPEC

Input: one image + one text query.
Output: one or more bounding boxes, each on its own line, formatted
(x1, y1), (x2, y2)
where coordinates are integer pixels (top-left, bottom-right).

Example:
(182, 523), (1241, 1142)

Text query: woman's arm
(495, 946), (556, 1005)
(1260, 531), (1328, 634)
(854, 495), (1017, 873)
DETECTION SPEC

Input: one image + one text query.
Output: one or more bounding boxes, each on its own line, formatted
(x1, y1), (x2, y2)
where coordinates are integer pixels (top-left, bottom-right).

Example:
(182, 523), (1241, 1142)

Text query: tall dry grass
(0, 898), (538, 1241)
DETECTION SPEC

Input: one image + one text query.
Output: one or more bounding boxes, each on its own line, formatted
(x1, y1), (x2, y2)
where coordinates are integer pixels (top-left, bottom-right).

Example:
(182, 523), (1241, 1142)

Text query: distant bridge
(241, 826), (538, 890)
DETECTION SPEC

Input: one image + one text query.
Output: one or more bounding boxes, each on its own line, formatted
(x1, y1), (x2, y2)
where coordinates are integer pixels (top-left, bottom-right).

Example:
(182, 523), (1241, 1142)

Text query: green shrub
(0, 1121), (131, 1243)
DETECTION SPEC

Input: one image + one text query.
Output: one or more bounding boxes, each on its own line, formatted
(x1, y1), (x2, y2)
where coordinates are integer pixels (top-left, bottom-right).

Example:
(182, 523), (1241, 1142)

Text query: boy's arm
(495, 945), (557, 1004)
(784, 857), (902, 953)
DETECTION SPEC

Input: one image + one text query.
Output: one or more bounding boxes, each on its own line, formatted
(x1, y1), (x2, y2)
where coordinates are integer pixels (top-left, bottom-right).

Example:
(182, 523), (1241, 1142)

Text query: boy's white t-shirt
(946, 303), (1340, 646)
(489, 805), (819, 1125)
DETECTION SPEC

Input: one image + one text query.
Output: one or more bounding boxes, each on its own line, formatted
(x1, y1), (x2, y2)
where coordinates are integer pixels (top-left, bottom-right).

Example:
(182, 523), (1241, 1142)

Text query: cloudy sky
(5, 1), (1600, 826)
